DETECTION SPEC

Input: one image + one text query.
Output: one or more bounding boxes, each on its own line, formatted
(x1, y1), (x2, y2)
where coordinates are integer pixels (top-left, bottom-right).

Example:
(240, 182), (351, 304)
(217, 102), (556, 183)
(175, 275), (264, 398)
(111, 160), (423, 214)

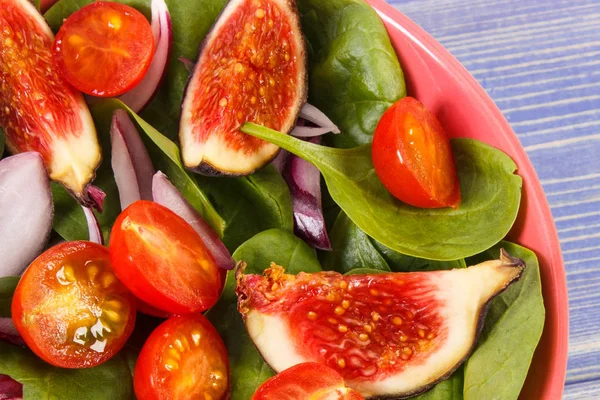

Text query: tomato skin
(109, 200), (222, 315)
(372, 97), (461, 209)
(53, 1), (154, 97)
(134, 314), (230, 400)
(11, 241), (136, 369)
(252, 362), (364, 400)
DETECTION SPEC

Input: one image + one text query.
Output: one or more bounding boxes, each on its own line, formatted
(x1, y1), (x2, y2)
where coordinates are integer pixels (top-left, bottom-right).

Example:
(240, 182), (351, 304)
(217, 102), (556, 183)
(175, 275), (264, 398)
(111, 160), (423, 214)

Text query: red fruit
(372, 97), (461, 209)
(0, 0), (101, 204)
(134, 314), (229, 400)
(252, 362), (364, 400)
(11, 241), (136, 368)
(237, 251), (525, 398)
(53, 2), (155, 97)
(109, 201), (222, 315)
(179, 0), (307, 176)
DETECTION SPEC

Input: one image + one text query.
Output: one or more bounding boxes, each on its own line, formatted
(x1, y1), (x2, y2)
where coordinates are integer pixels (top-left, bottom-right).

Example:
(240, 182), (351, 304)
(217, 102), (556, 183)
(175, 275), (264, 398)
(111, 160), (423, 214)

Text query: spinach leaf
(207, 229), (321, 399)
(0, 277), (19, 318)
(414, 368), (464, 400)
(197, 167), (294, 252)
(463, 241), (545, 400)
(45, 0), (152, 30)
(241, 123), (523, 261)
(344, 268), (387, 275)
(0, 342), (134, 400)
(371, 240), (466, 271)
(92, 99), (226, 236)
(323, 210), (390, 273)
(297, 0), (406, 148)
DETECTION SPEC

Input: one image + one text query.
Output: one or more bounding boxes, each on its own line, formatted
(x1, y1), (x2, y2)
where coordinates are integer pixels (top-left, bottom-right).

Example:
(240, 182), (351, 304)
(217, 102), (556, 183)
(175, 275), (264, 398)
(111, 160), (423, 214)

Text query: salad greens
(241, 123), (523, 261)
(298, 0), (406, 148)
(207, 229), (322, 399)
(0, 276), (18, 318)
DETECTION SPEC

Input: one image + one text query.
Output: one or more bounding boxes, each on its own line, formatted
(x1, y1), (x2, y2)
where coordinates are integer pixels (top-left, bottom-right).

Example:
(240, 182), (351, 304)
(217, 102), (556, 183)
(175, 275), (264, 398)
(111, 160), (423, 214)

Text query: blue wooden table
(387, 0), (600, 398)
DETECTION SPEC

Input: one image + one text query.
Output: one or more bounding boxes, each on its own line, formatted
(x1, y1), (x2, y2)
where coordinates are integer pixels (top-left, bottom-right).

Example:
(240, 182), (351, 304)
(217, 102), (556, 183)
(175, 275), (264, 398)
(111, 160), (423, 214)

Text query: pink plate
(365, 0), (569, 398)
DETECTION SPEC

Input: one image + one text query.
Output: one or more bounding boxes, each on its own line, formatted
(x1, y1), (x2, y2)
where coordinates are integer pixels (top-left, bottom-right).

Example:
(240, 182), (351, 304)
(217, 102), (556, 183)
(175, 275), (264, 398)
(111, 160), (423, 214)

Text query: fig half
(179, 0), (307, 176)
(0, 0), (101, 204)
(237, 250), (525, 398)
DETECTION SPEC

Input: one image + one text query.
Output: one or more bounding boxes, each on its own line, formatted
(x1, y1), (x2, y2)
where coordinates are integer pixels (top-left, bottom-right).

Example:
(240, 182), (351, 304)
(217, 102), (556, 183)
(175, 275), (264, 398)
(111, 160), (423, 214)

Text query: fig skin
(236, 250), (526, 399)
(179, 0), (308, 177)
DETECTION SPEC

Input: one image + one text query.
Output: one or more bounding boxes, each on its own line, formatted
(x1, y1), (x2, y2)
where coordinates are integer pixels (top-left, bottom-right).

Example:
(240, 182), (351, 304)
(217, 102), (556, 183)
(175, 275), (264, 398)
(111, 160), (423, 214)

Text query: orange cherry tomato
(134, 314), (230, 400)
(252, 362), (364, 400)
(109, 200), (222, 315)
(53, 1), (154, 97)
(11, 241), (136, 368)
(372, 97), (461, 209)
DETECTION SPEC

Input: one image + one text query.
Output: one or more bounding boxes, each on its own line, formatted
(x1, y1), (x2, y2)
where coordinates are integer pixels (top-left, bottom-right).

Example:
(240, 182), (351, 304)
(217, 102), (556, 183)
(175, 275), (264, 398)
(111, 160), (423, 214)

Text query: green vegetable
(344, 268), (388, 275)
(371, 240), (467, 271)
(463, 241), (545, 400)
(241, 123), (523, 261)
(207, 229), (322, 399)
(45, 0), (152, 30)
(323, 210), (390, 273)
(0, 342), (134, 400)
(414, 368), (464, 400)
(298, 0), (406, 148)
(0, 276), (19, 318)
(196, 167), (294, 252)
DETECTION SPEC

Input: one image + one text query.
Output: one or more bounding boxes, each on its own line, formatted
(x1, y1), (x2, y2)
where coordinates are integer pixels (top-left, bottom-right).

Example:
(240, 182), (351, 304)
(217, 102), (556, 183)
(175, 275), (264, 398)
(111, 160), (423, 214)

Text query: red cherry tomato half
(372, 97), (462, 209)
(252, 362), (364, 400)
(134, 314), (230, 400)
(11, 241), (136, 368)
(53, 1), (154, 97)
(109, 200), (222, 315)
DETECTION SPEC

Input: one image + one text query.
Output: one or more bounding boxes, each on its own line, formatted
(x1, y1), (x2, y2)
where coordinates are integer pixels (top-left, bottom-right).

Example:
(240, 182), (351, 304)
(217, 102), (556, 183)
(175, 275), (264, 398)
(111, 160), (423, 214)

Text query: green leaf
(0, 342), (134, 400)
(414, 368), (464, 400)
(45, 0), (152, 31)
(298, 0), (406, 148)
(196, 167), (294, 252)
(241, 123), (523, 261)
(323, 210), (390, 273)
(344, 268), (388, 275)
(33, 0), (41, 11)
(0, 276), (19, 318)
(371, 240), (467, 272)
(207, 229), (321, 399)
(463, 242), (545, 400)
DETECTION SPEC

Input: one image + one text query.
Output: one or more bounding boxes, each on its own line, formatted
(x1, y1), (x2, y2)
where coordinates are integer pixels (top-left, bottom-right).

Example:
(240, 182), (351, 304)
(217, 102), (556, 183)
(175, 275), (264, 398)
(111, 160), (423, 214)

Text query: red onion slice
(271, 150), (289, 175)
(0, 153), (53, 277)
(283, 137), (331, 250)
(118, 0), (172, 112)
(178, 57), (195, 73)
(0, 318), (24, 347)
(152, 171), (235, 270)
(87, 185), (106, 212)
(111, 110), (155, 210)
(297, 103), (340, 134)
(0, 374), (23, 400)
(290, 125), (336, 138)
(82, 206), (103, 245)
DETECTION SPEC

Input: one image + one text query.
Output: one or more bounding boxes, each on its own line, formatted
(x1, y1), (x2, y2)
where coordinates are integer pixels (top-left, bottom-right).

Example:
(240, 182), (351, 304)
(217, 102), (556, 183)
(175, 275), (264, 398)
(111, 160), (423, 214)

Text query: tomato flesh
(252, 362), (364, 400)
(109, 200), (222, 315)
(134, 314), (229, 400)
(53, 1), (154, 97)
(11, 241), (136, 368)
(372, 97), (461, 209)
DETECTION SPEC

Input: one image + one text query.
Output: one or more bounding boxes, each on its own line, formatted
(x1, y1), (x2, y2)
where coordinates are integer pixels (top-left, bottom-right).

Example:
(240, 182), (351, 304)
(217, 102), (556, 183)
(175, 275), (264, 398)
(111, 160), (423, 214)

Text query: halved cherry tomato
(372, 97), (461, 209)
(11, 241), (136, 368)
(134, 314), (230, 400)
(53, 1), (154, 97)
(252, 362), (364, 400)
(109, 200), (222, 315)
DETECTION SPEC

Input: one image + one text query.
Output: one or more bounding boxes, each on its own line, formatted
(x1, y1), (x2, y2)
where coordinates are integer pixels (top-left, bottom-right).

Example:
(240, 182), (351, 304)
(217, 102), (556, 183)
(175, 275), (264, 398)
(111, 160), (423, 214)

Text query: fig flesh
(236, 250), (525, 398)
(179, 0), (307, 176)
(0, 0), (101, 204)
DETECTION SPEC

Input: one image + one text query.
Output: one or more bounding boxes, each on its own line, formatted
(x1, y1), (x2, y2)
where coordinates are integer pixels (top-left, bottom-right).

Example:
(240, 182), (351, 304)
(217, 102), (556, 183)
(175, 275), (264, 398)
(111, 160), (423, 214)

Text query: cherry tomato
(40, 0), (59, 12)
(11, 241), (136, 368)
(252, 362), (364, 400)
(109, 200), (222, 315)
(372, 97), (461, 209)
(134, 314), (230, 400)
(53, 1), (154, 97)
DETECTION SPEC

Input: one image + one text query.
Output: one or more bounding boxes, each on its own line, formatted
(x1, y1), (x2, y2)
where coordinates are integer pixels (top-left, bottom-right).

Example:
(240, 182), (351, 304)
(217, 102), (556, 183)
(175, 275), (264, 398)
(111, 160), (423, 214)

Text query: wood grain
(387, 0), (600, 397)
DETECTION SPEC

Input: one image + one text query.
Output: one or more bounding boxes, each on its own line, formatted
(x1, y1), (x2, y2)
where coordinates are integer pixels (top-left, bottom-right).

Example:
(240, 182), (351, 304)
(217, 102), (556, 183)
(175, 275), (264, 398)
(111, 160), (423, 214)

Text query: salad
(0, 0), (545, 399)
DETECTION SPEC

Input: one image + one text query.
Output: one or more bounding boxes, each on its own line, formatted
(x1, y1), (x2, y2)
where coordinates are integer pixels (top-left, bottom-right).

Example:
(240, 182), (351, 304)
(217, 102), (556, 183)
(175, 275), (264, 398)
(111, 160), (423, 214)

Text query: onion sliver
(118, 0), (172, 112)
(110, 110), (155, 210)
(82, 206), (103, 245)
(283, 138), (331, 250)
(152, 171), (235, 270)
(298, 103), (340, 133)
(0, 153), (53, 277)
